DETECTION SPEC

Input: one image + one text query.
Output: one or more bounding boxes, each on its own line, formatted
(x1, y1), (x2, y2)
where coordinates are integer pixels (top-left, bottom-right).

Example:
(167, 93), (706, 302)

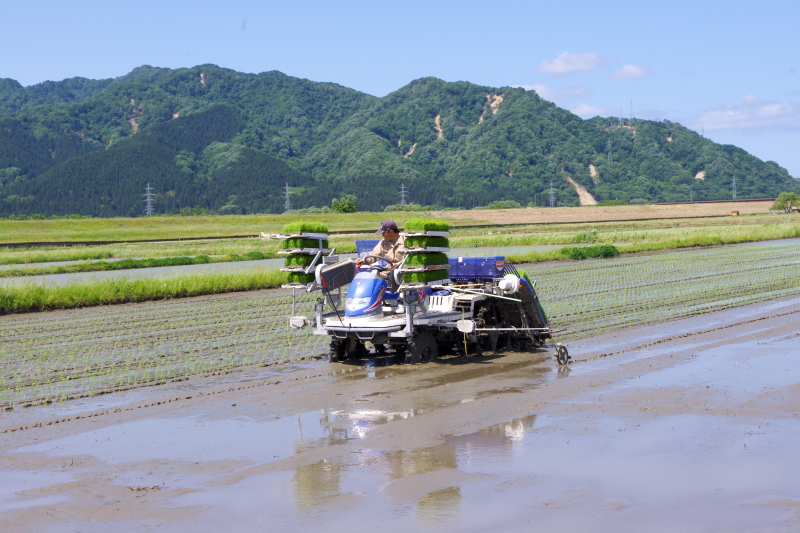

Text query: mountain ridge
(0, 64), (796, 216)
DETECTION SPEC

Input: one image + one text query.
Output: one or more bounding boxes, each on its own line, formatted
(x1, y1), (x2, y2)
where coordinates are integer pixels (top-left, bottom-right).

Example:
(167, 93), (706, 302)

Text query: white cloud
(514, 84), (591, 104)
(571, 103), (608, 118)
(609, 64), (649, 80)
(537, 52), (609, 76)
(692, 95), (800, 131)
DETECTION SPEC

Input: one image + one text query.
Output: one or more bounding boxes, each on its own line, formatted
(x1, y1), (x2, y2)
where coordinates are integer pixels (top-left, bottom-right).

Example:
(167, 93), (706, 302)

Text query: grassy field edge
(0, 269), (289, 315)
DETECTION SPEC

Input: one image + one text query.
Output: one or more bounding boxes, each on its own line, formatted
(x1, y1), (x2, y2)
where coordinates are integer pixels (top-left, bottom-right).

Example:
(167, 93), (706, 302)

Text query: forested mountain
(0, 64), (796, 216)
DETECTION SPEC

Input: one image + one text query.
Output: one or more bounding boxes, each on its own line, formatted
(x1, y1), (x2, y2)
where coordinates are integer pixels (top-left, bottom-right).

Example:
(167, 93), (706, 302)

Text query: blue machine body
(345, 270), (388, 317)
(448, 256), (505, 281)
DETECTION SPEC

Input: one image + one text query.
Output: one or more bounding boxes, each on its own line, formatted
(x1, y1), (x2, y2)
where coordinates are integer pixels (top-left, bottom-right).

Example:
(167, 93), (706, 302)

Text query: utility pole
(732, 175), (737, 200)
(399, 183), (408, 205)
(143, 183), (155, 216)
(284, 182), (292, 212)
(549, 181), (556, 208)
(607, 139), (613, 163)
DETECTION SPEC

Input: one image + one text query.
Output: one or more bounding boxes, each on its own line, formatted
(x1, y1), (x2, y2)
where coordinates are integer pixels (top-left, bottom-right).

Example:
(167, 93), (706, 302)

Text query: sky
(2, 0), (799, 177)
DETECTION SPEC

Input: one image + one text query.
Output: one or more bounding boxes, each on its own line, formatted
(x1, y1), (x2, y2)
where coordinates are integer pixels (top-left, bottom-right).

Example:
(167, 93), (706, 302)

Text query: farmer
(355, 220), (405, 279)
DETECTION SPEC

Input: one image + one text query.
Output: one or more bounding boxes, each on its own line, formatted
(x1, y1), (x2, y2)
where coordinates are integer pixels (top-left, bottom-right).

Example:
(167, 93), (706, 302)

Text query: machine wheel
(405, 330), (438, 364)
(374, 344), (386, 355)
(555, 344), (570, 365)
(393, 343), (407, 364)
(329, 338), (346, 362)
(345, 338), (366, 361)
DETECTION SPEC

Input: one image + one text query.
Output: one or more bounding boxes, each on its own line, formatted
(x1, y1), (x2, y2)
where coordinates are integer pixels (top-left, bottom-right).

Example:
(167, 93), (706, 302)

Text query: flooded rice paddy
(2, 239), (800, 531)
(2, 240), (799, 409)
(2, 295), (799, 531)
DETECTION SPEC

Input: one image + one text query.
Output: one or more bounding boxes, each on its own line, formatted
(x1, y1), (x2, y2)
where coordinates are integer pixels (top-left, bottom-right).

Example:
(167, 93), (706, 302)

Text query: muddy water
(2, 297), (800, 531)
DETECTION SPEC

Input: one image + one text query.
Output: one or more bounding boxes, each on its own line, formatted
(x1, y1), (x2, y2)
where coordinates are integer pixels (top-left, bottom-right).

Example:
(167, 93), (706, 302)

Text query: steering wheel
(360, 254), (390, 272)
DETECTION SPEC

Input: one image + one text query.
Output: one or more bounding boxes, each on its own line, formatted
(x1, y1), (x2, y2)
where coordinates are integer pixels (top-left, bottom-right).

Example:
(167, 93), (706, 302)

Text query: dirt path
(2, 296), (800, 531)
(434, 115), (444, 139)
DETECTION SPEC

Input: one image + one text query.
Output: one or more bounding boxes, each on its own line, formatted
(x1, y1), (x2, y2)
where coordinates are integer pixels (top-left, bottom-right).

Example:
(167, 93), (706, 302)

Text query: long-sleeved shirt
(365, 235), (406, 267)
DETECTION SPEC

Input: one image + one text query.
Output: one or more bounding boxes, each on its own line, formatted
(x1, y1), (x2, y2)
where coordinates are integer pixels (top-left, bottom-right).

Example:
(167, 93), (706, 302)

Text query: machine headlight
(345, 297), (372, 312)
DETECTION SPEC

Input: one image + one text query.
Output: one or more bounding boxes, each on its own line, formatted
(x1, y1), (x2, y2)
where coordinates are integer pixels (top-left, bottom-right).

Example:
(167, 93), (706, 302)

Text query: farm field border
(2, 228), (800, 313)
(2, 240), (799, 409)
(0, 201), (781, 245)
(1, 212), (797, 269)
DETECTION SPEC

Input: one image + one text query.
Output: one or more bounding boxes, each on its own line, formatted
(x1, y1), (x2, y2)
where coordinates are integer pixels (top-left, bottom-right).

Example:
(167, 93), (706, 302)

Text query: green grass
(0, 237), (357, 265)
(505, 222), (800, 264)
(0, 268), (289, 314)
(560, 244), (620, 260)
(0, 212), (462, 245)
(404, 218), (450, 232)
(0, 252), (279, 278)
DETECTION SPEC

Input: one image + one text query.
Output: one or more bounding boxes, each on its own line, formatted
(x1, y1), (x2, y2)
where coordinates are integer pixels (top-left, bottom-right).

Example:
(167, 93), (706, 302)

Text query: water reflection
(290, 409), (538, 522)
(293, 459), (342, 508)
(417, 487), (462, 525)
(449, 415), (537, 465)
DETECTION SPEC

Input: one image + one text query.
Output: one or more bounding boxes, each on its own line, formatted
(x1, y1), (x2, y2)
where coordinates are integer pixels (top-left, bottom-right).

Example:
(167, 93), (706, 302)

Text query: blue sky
(2, 0), (799, 177)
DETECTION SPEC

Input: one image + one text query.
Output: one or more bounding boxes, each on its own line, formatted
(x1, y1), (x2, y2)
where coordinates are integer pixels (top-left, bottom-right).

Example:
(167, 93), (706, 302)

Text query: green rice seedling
(405, 236), (449, 248)
(283, 237), (329, 249)
(288, 272), (315, 283)
(282, 222), (329, 234)
(404, 219), (450, 232)
(284, 254), (315, 267)
(403, 270), (449, 283)
(404, 253), (449, 266)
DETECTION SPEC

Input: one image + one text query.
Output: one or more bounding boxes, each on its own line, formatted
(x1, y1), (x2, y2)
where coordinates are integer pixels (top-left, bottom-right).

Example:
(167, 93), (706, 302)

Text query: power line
(732, 175), (737, 200)
(143, 183), (155, 216)
(399, 183), (408, 205)
(607, 139), (612, 163)
(549, 181), (556, 208)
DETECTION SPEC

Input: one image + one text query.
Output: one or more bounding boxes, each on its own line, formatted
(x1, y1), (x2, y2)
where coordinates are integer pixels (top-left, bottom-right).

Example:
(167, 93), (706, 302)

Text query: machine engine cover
(345, 272), (388, 317)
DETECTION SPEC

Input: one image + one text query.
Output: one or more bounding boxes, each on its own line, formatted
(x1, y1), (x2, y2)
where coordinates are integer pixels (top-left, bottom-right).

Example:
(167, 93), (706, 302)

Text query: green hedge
(560, 244), (620, 260)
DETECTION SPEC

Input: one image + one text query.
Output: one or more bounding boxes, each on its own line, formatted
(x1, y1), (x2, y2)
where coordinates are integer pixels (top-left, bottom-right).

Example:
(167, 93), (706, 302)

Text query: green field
(2, 240), (799, 409)
(0, 212), (466, 245)
(1, 212), (799, 315)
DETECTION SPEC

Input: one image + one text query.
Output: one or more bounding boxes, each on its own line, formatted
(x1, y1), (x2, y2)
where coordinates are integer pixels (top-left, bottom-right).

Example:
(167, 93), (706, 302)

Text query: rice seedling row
(531, 243), (800, 340)
(2, 240), (799, 409)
